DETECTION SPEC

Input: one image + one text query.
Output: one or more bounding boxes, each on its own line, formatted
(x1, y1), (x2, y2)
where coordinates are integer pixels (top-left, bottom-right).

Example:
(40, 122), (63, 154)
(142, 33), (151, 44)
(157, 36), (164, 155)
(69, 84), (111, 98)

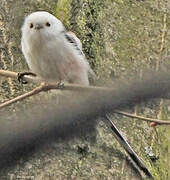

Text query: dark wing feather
(64, 31), (96, 80)
(64, 32), (84, 55)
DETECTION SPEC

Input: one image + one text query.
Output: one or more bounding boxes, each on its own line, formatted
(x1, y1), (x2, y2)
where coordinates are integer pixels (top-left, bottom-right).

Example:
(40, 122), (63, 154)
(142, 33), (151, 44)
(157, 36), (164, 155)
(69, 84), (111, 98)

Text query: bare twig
(160, 14), (167, 53)
(1, 69), (170, 98)
(0, 69), (170, 126)
(0, 82), (72, 110)
(0, 84), (44, 109)
(156, 13), (167, 71)
(114, 110), (170, 125)
(0, 69), (111, 93)
(1, 67), (170, 172)
(1, 85), (170, 125)
(105, 114), (153, 179)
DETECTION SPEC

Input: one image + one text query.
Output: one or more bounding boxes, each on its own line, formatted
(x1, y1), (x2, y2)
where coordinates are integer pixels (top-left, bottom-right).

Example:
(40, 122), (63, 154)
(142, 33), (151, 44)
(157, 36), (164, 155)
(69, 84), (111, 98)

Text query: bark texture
(0, 0), (170, 179)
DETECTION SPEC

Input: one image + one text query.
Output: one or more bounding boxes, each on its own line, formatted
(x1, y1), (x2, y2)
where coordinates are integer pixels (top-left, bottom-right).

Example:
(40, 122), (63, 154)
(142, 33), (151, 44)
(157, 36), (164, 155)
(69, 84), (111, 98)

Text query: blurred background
(0, 0), (170, 179)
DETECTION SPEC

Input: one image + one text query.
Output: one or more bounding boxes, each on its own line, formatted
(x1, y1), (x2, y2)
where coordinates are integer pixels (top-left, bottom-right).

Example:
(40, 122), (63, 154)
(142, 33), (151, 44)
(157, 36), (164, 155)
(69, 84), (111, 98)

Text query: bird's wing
(65, 31), (97, 80)
(64, 31), (84, 56)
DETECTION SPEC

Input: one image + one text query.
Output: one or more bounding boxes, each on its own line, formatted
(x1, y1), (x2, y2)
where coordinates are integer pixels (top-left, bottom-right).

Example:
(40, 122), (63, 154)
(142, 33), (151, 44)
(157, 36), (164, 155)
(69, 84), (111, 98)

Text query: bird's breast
(25, 37), (88, 83)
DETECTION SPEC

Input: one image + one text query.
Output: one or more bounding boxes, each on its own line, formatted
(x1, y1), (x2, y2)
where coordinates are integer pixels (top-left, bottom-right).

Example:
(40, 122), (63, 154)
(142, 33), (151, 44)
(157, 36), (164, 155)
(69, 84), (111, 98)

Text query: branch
(0, 84), (45, 109)
(114, 110), (170, 125)
(0, 81), (83, 109)
(0, 69), (111, 92)
(0, 69), (170, 98)
(1, 68), (170, 169)
(1, 69), (170, 125)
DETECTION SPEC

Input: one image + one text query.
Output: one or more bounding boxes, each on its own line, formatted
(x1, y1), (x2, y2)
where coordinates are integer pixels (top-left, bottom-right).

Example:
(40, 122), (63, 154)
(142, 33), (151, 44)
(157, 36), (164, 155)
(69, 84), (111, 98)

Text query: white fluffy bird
(21, 11), (95, 86)
(21, 12), (151, 176)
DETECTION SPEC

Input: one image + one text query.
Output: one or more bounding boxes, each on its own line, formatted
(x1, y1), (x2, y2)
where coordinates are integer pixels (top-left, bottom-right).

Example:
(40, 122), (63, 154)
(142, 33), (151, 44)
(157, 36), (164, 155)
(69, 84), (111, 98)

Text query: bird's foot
(57, 80), (65, 89)
(18, 72), (36, 84)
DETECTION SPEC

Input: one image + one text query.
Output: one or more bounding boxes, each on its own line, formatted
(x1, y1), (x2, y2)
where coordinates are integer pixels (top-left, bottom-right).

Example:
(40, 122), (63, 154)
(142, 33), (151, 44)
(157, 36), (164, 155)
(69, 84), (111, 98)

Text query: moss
(63, 1), (170, 179)
(0, 0), (168, 179)
(69, 0), (106, 78)
(55, 0), (71, 28)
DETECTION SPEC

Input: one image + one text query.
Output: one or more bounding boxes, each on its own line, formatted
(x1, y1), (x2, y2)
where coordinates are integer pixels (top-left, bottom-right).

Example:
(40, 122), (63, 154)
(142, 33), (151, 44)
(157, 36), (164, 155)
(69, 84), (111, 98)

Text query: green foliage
(69, 0), (107, 78)
(55, 0), (71, 28)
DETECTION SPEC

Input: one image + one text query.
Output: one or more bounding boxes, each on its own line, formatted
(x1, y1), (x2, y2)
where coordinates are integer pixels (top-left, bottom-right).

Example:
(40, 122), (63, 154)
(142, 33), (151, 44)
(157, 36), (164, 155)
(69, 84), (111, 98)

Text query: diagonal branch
(0, 69), (170, 126)
(114, 110), (170, 125)
(0, 82), (68, 110)
(1, 84), (170, 126)
(0, 84), (44, 109)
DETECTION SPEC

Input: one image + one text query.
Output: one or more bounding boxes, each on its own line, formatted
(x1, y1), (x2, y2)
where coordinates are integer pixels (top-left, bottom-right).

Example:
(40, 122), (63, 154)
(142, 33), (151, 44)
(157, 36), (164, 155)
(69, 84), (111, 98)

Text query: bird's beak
(34, 24), (43, 30)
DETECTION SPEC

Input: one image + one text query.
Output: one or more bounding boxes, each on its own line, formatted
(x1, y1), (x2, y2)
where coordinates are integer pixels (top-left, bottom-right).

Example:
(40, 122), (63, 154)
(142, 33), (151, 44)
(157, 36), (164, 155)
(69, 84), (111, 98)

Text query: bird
(21, 11), (153, 178)
(21, 11), (95, 86)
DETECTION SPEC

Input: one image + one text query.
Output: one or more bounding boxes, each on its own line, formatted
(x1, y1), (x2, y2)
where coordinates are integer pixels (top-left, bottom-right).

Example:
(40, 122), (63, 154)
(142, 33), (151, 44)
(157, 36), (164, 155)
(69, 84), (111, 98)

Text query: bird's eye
(30, 23), (33, 28)
(46, 22), (50, 27)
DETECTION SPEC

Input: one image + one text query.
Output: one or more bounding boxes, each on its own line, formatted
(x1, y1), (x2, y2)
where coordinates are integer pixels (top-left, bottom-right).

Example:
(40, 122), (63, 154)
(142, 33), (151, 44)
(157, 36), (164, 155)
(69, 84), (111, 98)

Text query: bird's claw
(18, 72), (36, 84)
(57, 81), (65, 89)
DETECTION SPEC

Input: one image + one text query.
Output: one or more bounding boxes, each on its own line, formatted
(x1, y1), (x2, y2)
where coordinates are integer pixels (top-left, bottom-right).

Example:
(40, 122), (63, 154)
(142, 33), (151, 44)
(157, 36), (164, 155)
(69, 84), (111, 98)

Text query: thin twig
(1, 85), (170, 126)
(0, 84), (45, 109)
(0, 82), (70, 109)
(114, 110), (170, 125)
(0, 69), (111, 93)
(1, 69), (170, 98)
(156, 13), (167, 72)
(0, 69), (170, 125)
(105, 114), (153, 179)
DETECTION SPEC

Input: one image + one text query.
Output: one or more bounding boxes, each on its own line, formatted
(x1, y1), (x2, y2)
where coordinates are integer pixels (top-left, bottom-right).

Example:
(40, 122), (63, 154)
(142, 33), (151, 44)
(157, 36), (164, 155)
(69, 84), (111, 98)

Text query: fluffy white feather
(21, 11), (95, 85)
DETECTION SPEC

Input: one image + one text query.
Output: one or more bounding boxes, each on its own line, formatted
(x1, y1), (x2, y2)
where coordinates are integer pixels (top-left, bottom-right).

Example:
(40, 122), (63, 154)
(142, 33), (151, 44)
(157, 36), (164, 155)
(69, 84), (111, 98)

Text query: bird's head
(21, 11), (65, 42)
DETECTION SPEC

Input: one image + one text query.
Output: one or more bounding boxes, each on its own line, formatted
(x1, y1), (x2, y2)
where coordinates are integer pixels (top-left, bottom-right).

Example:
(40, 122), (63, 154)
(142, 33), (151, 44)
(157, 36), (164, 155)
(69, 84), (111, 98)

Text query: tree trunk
(0, 0), (169, 179)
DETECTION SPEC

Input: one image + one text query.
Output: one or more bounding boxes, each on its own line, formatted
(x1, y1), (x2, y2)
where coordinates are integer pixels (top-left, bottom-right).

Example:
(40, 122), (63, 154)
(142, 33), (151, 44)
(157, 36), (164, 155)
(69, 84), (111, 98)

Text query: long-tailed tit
(21, 11), (95, 86)
(21, 11), (153, 178)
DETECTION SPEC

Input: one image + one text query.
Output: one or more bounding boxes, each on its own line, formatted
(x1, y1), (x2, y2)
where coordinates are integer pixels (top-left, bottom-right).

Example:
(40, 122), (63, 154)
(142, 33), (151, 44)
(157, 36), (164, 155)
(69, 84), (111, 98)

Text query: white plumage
(21, 11), (95, 85)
